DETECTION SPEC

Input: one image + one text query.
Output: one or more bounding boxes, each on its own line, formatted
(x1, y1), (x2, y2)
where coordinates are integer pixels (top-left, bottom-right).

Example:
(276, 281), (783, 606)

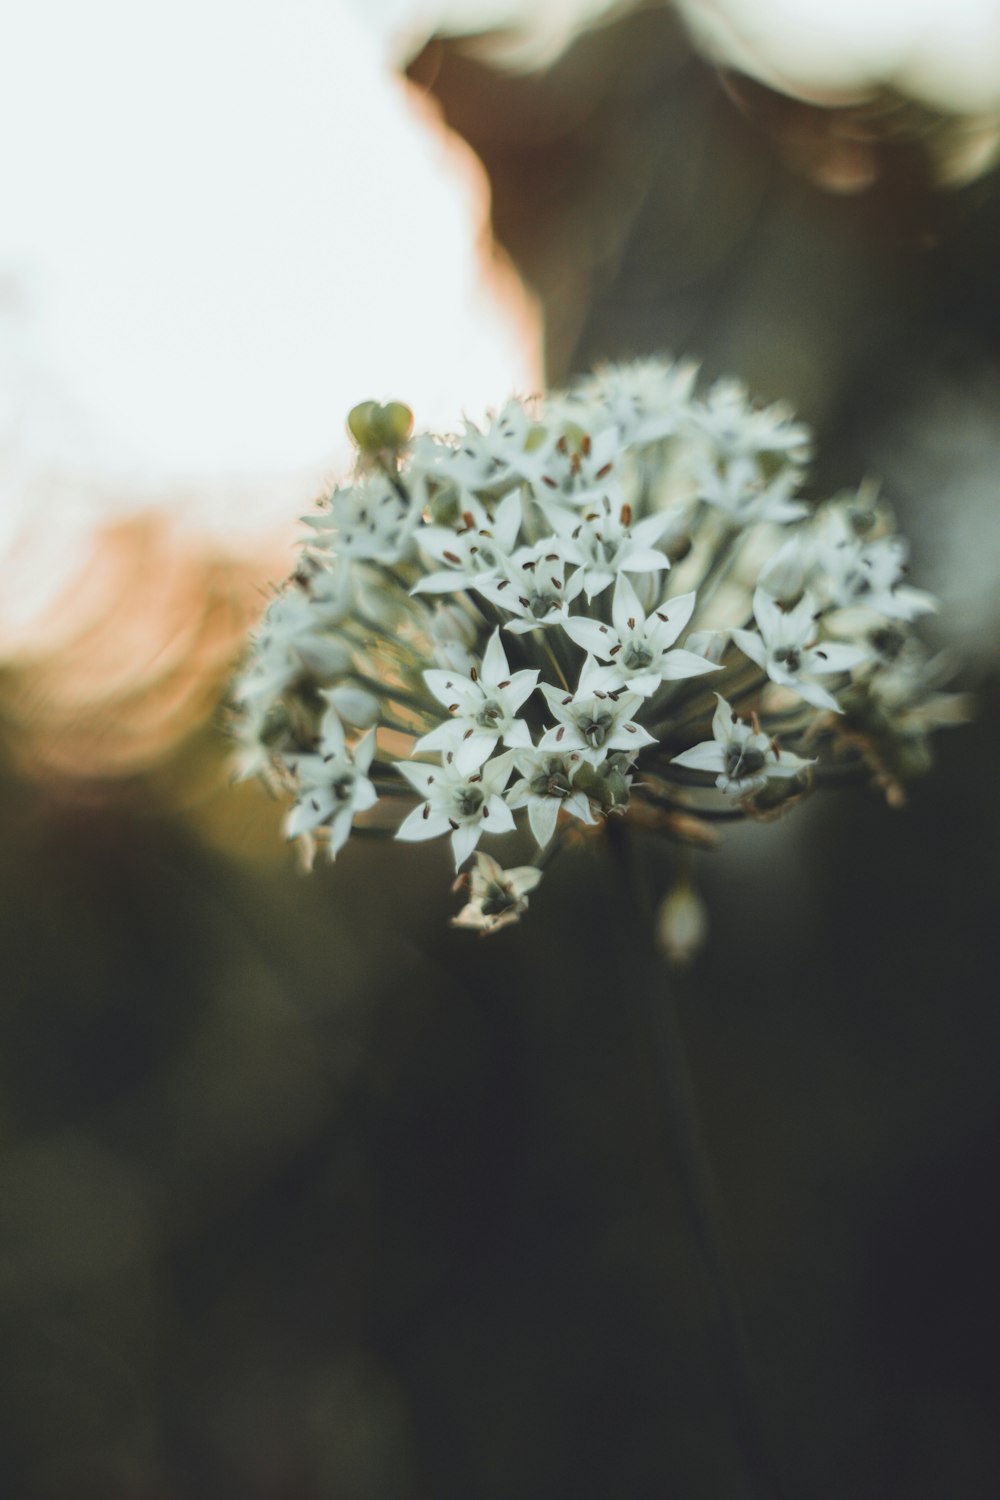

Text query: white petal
(423, 668), (464, 705)
(752, 587), (786, 642)
(649, 589), (696, 646)
(504, 670), (541, 712)
(608, 721), (657, 751)
(318, 707), (347, 757)
(619, 548), (670, 574)
(527, 795), (561, 847)
(396, 760), (439, 794)
(411, 571), (476, 595)
(352, 778), (379, 813)
(507, 866), (543, 896)
(611, 571), (643, 634)
(454, 732), (499, 775)
(767, 751), (814, 778)
(562, 616), (617, 658)
(493, 490), (524, 551)
(413, 722), (464, 756)
(396, 804), (451, 842)
(581, 568), (615, 599)
(286, 793), (335, 839)
(659, 649), (719, 681)
(624, 671), (662, 697)
(450, 822), (482, 869)
(732, 628), (767, 669)
(564, 790), (598, 826)
(711, 695), (734, 740)
(353, 729), (377, 775)
(502, 719), (535, 750)
(481, 629), (510, 683)
(483, 796), (516, 835)
(793, 677), (843, 713)
(327, 809), (354, 859)
(672, 742), (726, 773)
(807, 642), (868, 674)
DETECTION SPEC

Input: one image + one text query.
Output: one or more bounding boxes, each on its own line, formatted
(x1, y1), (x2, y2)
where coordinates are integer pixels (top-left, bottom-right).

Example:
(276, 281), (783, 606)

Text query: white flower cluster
(232, 361), (961, 932)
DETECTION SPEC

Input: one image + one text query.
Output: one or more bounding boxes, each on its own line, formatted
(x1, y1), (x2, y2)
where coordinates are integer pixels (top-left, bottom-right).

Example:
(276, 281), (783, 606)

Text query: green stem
(606, 822), (790, 1500)
(637, 787), (747, 822)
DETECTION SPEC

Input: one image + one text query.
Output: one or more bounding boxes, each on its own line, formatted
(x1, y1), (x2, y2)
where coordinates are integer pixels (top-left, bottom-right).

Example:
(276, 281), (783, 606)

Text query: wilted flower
(231, 360), (961, 932)
(451, 853), (543, 934)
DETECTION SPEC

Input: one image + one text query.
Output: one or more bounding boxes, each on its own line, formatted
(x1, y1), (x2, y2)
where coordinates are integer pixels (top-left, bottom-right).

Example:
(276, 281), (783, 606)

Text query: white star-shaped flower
(671, 695), (813, 797)
(477, 540), (585, 633)
(733, 588), (868, 712)
(506, 747), (598, 847)
(528, 422), (625, 513)
(688, 378), (812, 468)
(395, 751), (516, 869)
(570, 356), (699, 446)
(818, 533), (937, 620)
(538, 658), (657, 765)
(697, 456), (810, 526)
(562, 573), (718, 697)
(412, 490), (523, 596)
(414, 629), (538, 774)
(547, 497), (674, 600)
(303, 474), (417, 565)
(441, 399), (554, 494)
(451, 852), (543, 934)
(284, 710), (378, 856)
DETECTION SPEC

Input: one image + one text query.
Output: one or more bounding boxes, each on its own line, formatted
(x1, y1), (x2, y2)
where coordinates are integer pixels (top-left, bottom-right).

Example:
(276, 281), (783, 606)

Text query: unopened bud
(347, 399), (413, 453)
(656, 879), (708, 968)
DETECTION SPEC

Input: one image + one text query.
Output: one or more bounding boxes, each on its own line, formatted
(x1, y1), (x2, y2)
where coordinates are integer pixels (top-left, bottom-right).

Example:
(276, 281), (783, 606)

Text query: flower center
(622, 640), (653, 671)
(577, 711), (614, 748)
(475, 699), (503, 728)
(528, 589), (558, 619)
(453, 785), (484, 819)
(481, 881), (517, 917)
(530, 762), (573, 800)
(725, 745), (766, 779)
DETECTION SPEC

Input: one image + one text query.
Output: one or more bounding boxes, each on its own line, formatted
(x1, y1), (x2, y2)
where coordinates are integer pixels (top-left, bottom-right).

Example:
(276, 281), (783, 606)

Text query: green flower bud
(347, 400), (413, 453)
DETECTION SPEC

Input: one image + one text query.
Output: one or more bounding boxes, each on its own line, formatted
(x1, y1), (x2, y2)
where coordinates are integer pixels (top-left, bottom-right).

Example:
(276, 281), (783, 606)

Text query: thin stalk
(637, 788), (747, 822)
(606, 821), (789, 1500)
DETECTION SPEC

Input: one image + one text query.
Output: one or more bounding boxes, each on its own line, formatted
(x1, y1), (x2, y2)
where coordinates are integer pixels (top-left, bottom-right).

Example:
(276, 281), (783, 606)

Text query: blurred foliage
(2, 7), (1000, 1497)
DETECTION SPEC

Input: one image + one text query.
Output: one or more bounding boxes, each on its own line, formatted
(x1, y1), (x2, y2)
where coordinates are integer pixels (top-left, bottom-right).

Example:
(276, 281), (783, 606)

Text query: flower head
(231, 359), (957, 931)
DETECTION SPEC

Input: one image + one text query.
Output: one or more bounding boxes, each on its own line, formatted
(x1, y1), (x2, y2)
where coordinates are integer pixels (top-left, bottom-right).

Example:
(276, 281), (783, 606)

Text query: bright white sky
(0, 1), (539, 537)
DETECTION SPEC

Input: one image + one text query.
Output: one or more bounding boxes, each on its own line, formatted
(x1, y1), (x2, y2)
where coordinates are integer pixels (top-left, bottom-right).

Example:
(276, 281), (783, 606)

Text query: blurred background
(2, 1), (1000, 1495)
